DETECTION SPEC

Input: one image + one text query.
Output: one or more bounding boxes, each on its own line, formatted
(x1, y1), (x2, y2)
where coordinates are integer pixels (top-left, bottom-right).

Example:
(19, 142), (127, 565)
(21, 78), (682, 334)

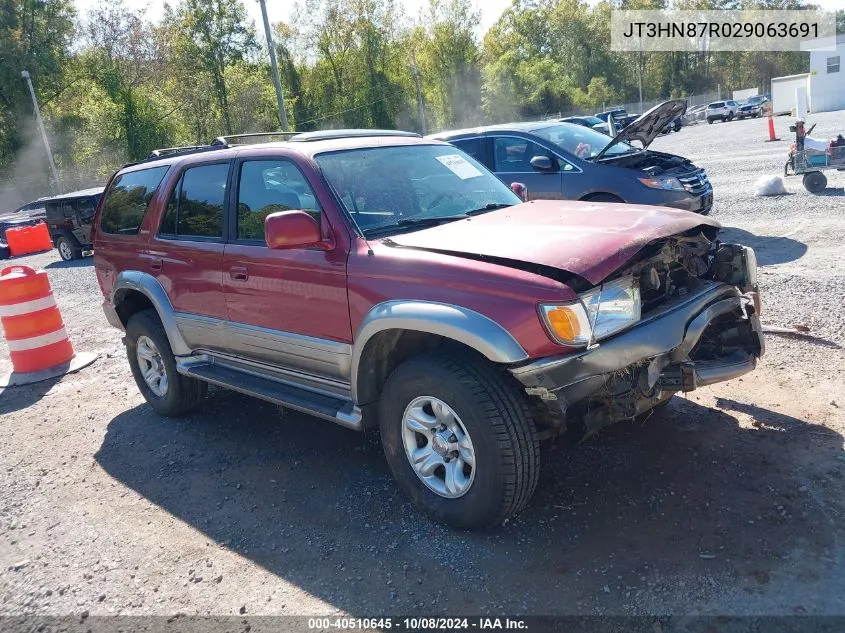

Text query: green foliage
(0, 0), (827, 206)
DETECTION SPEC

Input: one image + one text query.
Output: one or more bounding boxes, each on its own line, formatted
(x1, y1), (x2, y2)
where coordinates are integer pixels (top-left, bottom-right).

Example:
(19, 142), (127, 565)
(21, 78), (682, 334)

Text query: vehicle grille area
(678, 169), (710, 195)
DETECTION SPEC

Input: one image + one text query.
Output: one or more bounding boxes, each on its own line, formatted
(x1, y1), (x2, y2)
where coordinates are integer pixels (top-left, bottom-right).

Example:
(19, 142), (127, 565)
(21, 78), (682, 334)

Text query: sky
(72, 0), (514, 34)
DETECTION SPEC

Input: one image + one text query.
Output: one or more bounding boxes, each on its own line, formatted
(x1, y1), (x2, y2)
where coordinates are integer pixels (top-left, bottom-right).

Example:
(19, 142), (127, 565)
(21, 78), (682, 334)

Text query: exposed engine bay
(600, 149), (697, 176)
(514, 230), (764, 442)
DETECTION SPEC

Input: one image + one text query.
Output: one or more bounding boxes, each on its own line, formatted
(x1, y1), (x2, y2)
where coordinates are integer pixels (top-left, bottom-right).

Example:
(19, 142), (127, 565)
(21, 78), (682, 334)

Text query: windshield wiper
(464, 202), (514, 216)
(365, 215), (467, 237)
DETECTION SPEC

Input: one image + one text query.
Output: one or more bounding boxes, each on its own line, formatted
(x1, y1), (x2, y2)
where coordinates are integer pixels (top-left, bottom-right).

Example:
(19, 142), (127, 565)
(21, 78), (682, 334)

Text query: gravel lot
(1, 112), (843, 623)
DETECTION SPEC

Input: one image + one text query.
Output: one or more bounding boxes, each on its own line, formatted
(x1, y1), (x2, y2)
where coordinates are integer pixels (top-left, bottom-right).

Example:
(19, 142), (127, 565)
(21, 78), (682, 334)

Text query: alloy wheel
(401, 396), (476, 498)
(136, 335), (168, 397)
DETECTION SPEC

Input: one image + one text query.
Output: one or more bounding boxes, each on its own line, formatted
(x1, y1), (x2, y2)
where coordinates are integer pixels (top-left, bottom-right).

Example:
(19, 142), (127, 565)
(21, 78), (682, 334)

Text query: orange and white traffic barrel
(0, 265), (96, 387)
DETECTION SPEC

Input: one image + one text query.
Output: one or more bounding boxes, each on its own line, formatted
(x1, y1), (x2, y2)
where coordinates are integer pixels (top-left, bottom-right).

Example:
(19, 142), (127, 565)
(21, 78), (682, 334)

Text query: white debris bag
(754, 175), (787, 197)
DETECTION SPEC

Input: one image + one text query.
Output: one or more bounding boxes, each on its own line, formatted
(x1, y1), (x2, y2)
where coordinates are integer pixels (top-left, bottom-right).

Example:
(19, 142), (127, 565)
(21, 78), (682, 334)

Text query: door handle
(150, 258), (163, 271)
(229, 266), (249, 281)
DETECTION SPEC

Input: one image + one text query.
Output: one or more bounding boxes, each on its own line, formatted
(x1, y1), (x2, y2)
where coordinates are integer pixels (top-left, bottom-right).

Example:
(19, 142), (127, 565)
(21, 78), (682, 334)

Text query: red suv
(93, 130), (764, 529)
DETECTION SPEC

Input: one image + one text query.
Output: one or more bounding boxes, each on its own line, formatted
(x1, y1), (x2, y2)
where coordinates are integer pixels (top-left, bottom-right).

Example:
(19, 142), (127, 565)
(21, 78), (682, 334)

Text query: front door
(222, 157), (351, 381)
(73, 196), (98, 245)
(491, 136), (564, 200)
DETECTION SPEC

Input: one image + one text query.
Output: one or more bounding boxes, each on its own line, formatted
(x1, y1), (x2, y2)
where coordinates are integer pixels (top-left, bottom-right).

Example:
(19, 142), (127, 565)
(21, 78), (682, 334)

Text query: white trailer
(771, 74), (809, 115)
(732, 88), (758, 102)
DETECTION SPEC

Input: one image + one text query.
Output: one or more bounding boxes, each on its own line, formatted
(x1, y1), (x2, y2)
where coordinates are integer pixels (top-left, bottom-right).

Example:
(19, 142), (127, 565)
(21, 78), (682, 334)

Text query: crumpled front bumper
(510, 281), (764, 412)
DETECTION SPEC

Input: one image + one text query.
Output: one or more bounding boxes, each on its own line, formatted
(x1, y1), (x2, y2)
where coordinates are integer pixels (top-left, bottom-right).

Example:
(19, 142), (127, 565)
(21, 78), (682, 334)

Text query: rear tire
(803, 171), (827, 193)
(56, 236), (81, 261)
(707, 118), (714, 124)
(125, 309), (207, 417)
(378, 351), (540, 530)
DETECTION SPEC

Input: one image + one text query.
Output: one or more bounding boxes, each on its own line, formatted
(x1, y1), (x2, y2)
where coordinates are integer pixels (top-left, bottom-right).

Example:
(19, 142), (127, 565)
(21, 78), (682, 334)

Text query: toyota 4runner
(93, 130), (764, 529)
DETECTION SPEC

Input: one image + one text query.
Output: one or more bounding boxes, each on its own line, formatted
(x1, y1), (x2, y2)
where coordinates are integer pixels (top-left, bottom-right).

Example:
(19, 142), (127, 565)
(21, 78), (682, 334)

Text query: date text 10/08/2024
(307, 617), (529, 630)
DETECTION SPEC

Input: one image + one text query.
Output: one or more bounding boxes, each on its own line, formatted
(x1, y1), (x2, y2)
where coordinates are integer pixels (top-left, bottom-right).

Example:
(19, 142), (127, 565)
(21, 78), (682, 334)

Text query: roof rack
(143, 129), (420, 163)
(147, 145), (215, 159)
(210, 131), (298, 146)
(289, 129), (421, 142)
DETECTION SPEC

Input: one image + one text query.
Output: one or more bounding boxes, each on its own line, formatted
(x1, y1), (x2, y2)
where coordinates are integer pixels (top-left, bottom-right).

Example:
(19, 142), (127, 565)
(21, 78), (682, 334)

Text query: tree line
(0, 0), (841, 203)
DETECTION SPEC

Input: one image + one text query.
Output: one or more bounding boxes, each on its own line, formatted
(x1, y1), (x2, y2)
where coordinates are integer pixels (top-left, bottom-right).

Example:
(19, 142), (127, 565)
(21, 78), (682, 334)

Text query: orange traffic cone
(0, 265), (96, 386)
(765, 114), (780, 142)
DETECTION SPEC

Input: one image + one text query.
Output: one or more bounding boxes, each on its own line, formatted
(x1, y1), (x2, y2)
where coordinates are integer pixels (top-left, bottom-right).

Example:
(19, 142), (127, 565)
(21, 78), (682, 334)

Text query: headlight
(540, 276), (641, 346)
(638, 176), (685, 191)
(744, 246), (758, 289)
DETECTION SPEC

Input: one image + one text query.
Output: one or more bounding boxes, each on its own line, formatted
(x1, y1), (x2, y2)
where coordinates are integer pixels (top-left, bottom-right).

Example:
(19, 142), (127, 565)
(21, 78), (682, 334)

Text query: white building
(770, 34), (844, 115)
(808, 34), (844, 113)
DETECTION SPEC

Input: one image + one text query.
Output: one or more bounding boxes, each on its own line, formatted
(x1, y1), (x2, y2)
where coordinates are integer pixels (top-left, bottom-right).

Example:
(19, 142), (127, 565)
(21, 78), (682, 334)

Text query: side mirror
(529, 155), (556, 172)
(264, 210), (322, 249)
(510, 182), (528, 201)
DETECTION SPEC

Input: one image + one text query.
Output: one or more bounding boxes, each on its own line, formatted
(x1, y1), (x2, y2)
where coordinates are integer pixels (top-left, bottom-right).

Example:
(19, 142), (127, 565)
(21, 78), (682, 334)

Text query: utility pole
(257, 0), (289, 131)
(21, 70), (61, 194)
(411, 51), (426, 135)
(637, 51), (643, 114)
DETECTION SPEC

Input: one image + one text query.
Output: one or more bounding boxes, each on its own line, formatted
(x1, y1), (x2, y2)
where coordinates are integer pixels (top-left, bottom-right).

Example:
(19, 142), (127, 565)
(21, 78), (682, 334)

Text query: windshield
(580, 116), (606, 126)
(315, 144), (521, 238)
(532, 123), (635, 159)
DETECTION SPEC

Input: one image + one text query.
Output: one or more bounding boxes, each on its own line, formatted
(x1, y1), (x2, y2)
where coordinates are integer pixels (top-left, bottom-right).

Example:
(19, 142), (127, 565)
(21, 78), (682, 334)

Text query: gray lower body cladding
(510, 282), (764, 429)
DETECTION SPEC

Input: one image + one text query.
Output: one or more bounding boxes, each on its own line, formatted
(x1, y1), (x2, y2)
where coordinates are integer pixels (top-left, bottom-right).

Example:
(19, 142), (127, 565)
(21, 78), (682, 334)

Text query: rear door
(221, 156), (351, 379)
(151, 162), (230, 350)
(451, 137), (492, 170)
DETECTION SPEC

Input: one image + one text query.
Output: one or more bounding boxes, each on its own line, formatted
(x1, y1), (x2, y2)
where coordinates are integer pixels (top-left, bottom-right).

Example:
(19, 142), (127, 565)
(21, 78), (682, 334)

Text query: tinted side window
(159, 163), (228, 239)
(452, 138), (485, 164)
(493, 137), (554, 172)
(78, 197), (97, 219)
(237, 160), (320, 241)
(99, 166), (169, 235)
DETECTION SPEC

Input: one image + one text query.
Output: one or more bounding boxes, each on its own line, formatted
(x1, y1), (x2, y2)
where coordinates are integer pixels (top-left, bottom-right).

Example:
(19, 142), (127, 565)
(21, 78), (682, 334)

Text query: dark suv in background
(44, 187), (104, 260)
(431, 100), (713, 214)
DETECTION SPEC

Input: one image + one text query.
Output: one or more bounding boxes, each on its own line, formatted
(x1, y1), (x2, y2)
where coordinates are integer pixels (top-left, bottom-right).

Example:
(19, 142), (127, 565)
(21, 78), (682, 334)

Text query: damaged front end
(511, 232), (764, 439)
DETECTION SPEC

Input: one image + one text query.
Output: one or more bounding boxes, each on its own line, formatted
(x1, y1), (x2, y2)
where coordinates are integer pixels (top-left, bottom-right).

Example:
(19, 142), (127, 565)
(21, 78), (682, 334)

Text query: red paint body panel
(149, 239), (227, 319)
(222, 242), (352, 343)
(390, 200), (721, 285)
(347, 239), (578, 358)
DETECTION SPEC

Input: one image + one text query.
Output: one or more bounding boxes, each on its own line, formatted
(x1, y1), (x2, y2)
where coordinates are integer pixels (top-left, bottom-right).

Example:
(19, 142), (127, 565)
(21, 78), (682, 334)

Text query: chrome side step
(177, 358), (362, 431)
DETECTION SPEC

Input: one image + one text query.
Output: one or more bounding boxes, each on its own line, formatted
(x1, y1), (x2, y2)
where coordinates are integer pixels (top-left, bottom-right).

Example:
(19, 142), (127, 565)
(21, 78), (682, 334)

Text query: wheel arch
(580, 191), (625, 203)
(112, 271), (191, 355)
(351, 300), (528, 405)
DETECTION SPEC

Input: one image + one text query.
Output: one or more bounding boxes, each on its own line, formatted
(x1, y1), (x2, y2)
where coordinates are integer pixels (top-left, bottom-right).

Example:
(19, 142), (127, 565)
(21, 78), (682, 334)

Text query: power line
(296, 98), (388, 127)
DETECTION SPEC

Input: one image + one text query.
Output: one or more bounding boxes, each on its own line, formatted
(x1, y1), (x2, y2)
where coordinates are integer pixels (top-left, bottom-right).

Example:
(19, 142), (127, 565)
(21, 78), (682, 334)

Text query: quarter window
(452, 138), (485, 163)
(99, 166), (169, 235)
(236, 160), (320, 241)
(827, 56), (840, 73)
(159, 163), (229, 239)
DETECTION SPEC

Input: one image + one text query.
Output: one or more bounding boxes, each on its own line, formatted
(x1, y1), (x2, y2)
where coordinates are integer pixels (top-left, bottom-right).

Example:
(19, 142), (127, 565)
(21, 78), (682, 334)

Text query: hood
(386, 200), (720, 286)
(595, 99), (688, 160)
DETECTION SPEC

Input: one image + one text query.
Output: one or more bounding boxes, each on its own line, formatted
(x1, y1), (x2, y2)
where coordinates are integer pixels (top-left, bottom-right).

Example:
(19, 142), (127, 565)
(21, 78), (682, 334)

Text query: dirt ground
(1, 112), (844, 622)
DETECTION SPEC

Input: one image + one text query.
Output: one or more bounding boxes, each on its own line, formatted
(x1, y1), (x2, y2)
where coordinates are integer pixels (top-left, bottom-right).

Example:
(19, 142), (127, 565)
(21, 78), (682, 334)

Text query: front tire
(56, 236), (81, 261)
(379, 351), (540, 529)
(125, 309), (207, 416)
(707, 118), (714, 124)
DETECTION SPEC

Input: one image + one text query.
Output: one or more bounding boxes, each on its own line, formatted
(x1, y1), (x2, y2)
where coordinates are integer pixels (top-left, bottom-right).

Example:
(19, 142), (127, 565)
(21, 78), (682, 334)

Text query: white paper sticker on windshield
(436, 154), (484, 180)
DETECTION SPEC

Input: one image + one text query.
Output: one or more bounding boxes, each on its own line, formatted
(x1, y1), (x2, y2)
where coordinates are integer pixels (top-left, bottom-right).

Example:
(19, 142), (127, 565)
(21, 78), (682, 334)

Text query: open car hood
(595, 99), (688, 160)
(385, 199), (720, 286)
